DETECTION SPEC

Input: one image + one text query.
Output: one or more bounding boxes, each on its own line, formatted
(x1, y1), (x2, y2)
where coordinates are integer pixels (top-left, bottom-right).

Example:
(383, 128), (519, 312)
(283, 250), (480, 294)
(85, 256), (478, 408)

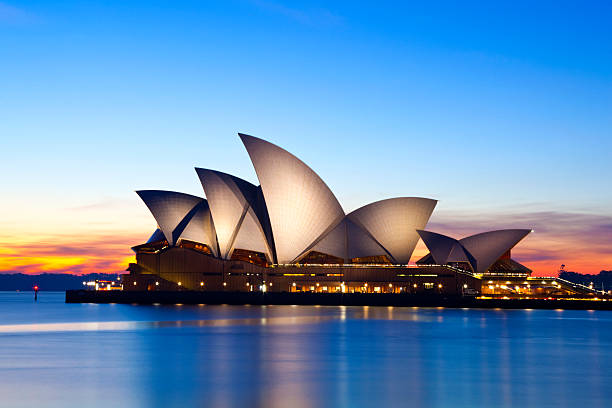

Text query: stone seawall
(65, 290), (612, 310)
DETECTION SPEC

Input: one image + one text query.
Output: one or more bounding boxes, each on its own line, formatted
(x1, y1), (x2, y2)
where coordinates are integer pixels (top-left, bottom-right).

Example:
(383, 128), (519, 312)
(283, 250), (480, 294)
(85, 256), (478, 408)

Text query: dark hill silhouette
(560, 270), (612, 291)
(0, 273), (122, 291)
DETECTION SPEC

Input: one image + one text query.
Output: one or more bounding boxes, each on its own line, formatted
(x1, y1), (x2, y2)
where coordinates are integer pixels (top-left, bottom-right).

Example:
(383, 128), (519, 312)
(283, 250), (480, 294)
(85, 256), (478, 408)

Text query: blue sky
(0, 1), (611, 274)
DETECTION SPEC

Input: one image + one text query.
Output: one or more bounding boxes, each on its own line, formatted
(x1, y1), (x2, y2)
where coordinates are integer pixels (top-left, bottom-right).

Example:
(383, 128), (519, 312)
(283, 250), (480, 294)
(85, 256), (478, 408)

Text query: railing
(273, 263), (463, 270)
(554, 277), (605, 294)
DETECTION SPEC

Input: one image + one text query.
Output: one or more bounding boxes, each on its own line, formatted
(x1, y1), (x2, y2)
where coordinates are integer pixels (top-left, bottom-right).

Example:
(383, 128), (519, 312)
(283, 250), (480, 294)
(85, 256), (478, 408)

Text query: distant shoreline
(0, 273), (122, 292)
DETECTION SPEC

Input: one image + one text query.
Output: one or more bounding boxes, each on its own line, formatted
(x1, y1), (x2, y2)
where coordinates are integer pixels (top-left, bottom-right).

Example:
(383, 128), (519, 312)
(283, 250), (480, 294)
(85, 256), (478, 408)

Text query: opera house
(123, 134), (594, 298)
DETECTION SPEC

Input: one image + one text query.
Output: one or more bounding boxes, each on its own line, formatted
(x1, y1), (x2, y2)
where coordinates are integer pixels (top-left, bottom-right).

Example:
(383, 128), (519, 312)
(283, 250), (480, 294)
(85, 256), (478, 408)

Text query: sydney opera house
(123, 134), (593, 298)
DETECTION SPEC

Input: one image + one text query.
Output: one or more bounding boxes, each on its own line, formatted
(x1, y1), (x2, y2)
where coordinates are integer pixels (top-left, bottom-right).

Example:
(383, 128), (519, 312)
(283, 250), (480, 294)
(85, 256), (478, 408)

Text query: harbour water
(0, 291), (611, 407)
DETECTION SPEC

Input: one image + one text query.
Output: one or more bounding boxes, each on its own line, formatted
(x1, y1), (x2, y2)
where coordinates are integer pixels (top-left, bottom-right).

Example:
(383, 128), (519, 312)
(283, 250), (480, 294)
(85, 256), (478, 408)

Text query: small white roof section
(416, 230), (458, 264)
(240, 133), (345, 264)
(136, 190), (205, 246)
(176, 200), (218, 256)
(196, 168), (273, 261)
(346, 218), (390, 260)
(304, 219), (349, 262)
(417, 229), (474, 268)
(459, 229), (531, 273)
(418, 229), (531, 273)
(146, 228), (165, 243)
(302, 217), (391, 262)
(347, 197), (437, 264)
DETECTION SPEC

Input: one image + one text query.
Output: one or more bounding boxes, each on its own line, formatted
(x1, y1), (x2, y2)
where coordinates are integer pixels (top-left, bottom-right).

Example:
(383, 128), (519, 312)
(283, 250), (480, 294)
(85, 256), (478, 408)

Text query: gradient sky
(1, 1), (611, 276)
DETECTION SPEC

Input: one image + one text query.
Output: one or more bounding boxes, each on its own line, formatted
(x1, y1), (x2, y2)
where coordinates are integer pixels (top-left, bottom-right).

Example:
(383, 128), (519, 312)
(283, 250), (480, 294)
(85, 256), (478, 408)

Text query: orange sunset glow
(1, 205), (610, 276)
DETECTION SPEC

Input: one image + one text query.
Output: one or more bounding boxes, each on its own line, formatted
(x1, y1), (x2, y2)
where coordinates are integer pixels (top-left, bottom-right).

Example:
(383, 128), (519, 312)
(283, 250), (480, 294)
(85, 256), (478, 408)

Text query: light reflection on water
(0, 292), (611, 408)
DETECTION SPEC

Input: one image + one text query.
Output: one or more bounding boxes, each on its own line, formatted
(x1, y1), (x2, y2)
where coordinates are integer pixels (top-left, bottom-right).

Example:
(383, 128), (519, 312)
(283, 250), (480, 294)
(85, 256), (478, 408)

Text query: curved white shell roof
(416, 230), (458, 264)
(146, 228), (166, 243)
(136, 134), (533, 271)
(305, 219), (348, 261)
(346, 219), (390, 260)
(417, 229), (474, 267)
(240, 133), (345, 263)
(177, 200), (218, 256)
(136, 190), (204, 246)
(196, 168), (273, 260)
(304, 218), (391, 262)
(347, 198), (437, 264)
(459, 229), (531, 273)
(417, 229), (531, 273)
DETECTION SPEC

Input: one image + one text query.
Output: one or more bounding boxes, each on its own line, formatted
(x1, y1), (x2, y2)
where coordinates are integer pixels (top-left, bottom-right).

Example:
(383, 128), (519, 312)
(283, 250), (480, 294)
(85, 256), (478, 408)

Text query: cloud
(250, 0), (343, 26)
(0, 233), (143, 275)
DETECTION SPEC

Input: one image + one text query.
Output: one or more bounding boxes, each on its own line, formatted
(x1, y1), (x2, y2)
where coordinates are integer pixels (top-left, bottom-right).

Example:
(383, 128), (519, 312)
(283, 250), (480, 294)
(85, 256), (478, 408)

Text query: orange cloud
(0, 196), (153, 275)
(0, 234), (142, 275)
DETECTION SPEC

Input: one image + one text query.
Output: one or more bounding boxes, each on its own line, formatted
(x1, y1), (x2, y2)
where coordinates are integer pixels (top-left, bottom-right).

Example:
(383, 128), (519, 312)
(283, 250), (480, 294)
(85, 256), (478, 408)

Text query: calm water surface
(0, 292), (611, 408)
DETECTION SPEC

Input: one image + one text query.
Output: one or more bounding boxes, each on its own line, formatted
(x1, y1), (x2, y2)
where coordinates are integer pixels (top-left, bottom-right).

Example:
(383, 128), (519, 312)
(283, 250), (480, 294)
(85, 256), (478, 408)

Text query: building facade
(124, 133), (596, 298)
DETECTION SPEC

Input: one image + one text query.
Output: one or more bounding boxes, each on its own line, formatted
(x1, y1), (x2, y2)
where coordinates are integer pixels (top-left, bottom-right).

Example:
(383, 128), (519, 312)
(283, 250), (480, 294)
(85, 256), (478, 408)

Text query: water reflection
(0, 315), (339, 333)
(0, 293), (611, 408)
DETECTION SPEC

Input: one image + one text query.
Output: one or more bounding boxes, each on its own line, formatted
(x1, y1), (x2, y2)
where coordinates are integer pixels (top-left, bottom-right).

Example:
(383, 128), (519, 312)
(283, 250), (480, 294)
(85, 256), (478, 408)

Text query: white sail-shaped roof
(347, 198), (437, 264)
(146, 228), (166, 244)
(176, 200), (218, 256)
(417, 229), (531, 273)
(136, 190), (204, 246)
(305, 219), (348, 262)
(230, 207), (273, 260)
(447, 243), (472, 264)
(346, 218), (390, 260)
(196, 168), (273, 260)
(416, 230), (457, 264)
(417, 229), (474, 268)
(459, 229), (531, 273)
(240, 133), (345, 263)
(300, 217), (393, 262)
